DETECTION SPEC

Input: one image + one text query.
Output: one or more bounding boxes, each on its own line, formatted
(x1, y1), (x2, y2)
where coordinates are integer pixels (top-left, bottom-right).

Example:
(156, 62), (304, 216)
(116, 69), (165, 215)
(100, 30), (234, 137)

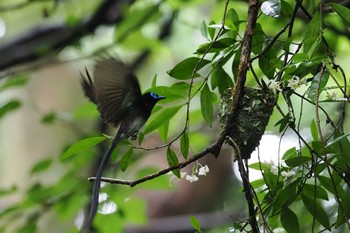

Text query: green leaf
(311, 140), (323, 153)
(60, 136), (107, 160)
(211, 65), (233, 94)
(0, 100), (21, 120)
(231, 47), (241, 81)
(281, 207), (300, 233)
(138, 131), (145, 145)
(251, 23), (264, 54)
(167, 147), (180, 178)
(41, 112), (57, 125)
(208, 20), (216, 40)
(326, 132), (350, 149)
(30, 159), (52, 174)
(291, 53), (310, 62)
(302, 184), (329, 200)
(329, 3), (350, 25)
(226, 8), (239, 31)
(249, 162), (269, 171)
(293, 61), (319, 77)
(180, 132), (189, 159)
(250, 178), (266, 189)
(151, 74), (157, 88)
(144, 106), (182, 134)
(190, 215), (201, 231)
(285, 156), (311, 167)
(275, 114), (290, 133)
(259, 49), (277, 79)
(336, 207), (346, 227)
(158, 121), (169, 143)
(318, 175), (340, 195)
(306, 71), (329, 102)
(282, 147), (297, 160)
(120, 147), (133, 172)
(200, 83), (213, 127)
(264, 170), (278, 191)
(200, 20), (208, 39)
(196, 38), (235, 54)
(167, 57), (211, 80)
(281, 0), (294, 17)
(310, 119), (318, 140)
(314, 163), (327, 176)
(303, 11), (320, 52)
(0, 75), (28, 92)
(301, 194), (330, 228)
(273, 181), (297, 213)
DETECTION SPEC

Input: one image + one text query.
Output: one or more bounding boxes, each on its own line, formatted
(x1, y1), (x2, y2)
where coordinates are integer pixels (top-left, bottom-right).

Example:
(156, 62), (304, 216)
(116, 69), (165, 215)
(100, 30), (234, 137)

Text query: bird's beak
(158, 95), (166, 100)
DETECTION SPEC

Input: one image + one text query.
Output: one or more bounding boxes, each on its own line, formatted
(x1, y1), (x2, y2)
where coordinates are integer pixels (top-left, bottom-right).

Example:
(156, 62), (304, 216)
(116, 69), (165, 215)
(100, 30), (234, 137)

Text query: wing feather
(81, 57), (142, 126)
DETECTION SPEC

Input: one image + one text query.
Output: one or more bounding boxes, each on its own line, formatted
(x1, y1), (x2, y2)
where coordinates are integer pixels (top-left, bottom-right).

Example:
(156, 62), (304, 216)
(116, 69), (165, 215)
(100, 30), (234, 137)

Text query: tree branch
(0, 0), (135, 72)
(88, 140), (224, 187)
(227, 0), (260, 232)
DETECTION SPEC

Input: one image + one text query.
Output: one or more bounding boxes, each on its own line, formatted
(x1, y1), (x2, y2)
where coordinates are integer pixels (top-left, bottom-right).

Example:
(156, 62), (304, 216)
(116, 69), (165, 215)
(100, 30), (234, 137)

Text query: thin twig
(314, 63), (350, 229)
(89, 141), (223, 187)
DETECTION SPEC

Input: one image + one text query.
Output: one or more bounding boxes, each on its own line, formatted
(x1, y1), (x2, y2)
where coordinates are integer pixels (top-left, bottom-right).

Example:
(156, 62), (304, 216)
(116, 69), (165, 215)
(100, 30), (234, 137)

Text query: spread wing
(81, 57), (142, 127)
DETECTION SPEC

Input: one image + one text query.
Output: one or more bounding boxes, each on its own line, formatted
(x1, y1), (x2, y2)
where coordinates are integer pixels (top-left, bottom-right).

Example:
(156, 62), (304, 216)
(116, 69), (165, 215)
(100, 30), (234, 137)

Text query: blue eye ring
(150, 92), (157, 99)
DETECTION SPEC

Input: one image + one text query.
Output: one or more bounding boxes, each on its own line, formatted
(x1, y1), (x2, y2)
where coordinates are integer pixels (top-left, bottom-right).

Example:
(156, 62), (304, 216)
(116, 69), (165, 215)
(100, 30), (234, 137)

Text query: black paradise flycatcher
(80, 57), (165, 230)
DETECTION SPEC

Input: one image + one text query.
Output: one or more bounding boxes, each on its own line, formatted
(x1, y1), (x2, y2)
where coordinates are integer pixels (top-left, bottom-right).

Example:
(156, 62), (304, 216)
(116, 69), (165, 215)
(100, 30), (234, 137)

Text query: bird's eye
(150, 92), (158, 99)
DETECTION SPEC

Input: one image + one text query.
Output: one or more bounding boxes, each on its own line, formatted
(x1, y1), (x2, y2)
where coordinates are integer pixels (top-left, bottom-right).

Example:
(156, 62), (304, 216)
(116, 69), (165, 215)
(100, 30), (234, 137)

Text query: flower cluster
(185, 165), (210, 183)
(287, 76), (307, 91)
(268, 76), (308, 93)
(268, 79), (282, 93)
(168, 164), (210, 184)
(266, 160), (296, 185)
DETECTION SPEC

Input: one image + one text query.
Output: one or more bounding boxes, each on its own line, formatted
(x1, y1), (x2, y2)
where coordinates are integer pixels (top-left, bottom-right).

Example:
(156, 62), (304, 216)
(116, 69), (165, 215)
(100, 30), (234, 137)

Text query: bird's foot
(131, 132), (138, 140)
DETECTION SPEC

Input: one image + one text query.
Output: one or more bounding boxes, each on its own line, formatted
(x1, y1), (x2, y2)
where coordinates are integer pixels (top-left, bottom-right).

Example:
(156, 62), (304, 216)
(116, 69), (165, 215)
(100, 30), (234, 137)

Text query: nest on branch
(219, 87), (277, 160)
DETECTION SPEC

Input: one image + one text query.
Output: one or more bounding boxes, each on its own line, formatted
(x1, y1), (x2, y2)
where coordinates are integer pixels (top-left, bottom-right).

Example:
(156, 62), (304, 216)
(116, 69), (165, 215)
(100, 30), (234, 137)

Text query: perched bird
(80, 57), (165, 230)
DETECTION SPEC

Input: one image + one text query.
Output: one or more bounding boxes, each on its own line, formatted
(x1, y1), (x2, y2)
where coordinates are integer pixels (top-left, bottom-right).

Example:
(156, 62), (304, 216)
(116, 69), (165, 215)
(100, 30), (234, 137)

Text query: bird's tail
(81, 132), (122, 232)
(80, 67), (97, 104)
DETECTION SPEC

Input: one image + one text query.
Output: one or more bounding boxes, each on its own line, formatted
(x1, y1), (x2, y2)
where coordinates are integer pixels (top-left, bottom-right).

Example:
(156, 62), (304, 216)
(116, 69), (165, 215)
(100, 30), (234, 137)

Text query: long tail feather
(81, 131), (122, 232)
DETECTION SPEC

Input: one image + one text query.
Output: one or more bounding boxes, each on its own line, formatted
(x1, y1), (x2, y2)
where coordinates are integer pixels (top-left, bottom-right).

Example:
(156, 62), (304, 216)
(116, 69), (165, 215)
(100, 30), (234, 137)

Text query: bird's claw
(131, 132), (138, 140)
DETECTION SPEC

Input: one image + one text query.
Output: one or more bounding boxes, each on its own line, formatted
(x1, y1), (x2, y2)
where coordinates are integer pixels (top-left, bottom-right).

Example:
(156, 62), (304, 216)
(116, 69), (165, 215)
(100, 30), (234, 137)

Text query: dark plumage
(80, 58), (165, 231)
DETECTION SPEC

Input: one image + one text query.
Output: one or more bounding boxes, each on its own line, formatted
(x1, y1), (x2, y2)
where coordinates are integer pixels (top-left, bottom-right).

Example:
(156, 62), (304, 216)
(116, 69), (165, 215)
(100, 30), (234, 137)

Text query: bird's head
(142, 92), (165, 107)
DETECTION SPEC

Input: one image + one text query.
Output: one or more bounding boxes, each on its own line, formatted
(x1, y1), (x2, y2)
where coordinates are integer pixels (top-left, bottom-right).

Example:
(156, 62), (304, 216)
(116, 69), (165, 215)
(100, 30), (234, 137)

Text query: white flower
(167, 172), (177, 179)
(180, 172), (187, 179)
(273, 228), (285, 233)
(268, 79), (282, 92)
(287, 76), (300, 91)
(198, 165), (210, 176)
(281, 170), (295, 179)
(185, 174), (199, 183)
(267, 160), (275, 166)
(168, 171), (187, 182)
(326, 92), (337, 100)
(270, 165), (279, 175)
